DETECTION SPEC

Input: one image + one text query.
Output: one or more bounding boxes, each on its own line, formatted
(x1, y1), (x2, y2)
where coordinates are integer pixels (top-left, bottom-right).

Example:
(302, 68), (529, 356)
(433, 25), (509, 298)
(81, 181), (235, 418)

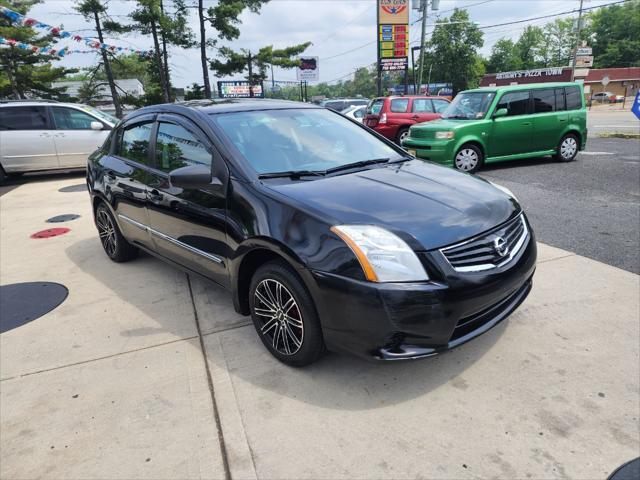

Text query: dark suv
(87, 99), (536, 366)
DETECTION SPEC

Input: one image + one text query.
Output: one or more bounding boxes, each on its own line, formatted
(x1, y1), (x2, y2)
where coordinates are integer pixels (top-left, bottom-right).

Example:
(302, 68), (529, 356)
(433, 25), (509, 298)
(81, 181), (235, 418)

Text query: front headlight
(489, 181), (517, 200)
(330, 225), (429, 282)
(435, 131), (455, 139)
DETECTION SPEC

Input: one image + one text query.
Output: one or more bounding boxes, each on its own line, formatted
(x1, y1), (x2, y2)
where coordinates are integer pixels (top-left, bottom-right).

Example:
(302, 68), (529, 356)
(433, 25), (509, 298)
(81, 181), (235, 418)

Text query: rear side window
(566, 86), (583, 110)
(390, 98), (409, 113)
(496, 91), (530, 116)
(155, 122), (211, 172)
(412, 99), (434, 113)
(367, 99), (384, 115)
(324, 101), (344, 111)
(533, 89), (556, 113)
(52, 107), (98, 130)
(432, 99), (449, 113)
(0, 106), (49, 130)
(118, 122), (153, 164)
(555, 88), (566, 111)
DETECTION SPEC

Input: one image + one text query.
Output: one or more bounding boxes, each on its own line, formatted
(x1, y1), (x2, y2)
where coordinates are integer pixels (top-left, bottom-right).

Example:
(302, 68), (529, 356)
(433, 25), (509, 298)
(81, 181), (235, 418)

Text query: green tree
(0, 0), (76, 99)
(486, 38), (522, 73)
(185, 82), (205, 100)
(75, 0), (126, 117)
(516, 25), (544, 69)
(210, 42), (312, 94)
(426, 8), (484, 94)
(197, 0), (268, 99)
(586, 0), (640, 68)
(541, 18), (576, 67)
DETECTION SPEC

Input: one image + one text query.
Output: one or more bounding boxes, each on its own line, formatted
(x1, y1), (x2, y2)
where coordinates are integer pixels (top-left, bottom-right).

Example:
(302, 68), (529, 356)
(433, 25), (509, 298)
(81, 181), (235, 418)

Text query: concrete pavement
(1, 176), (638, 479)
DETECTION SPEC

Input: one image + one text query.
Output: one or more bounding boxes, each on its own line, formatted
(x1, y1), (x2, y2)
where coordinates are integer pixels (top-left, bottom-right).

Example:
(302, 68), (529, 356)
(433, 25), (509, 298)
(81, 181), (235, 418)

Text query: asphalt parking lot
(1, 141), (639, 479)
(479, 137), (640, 274)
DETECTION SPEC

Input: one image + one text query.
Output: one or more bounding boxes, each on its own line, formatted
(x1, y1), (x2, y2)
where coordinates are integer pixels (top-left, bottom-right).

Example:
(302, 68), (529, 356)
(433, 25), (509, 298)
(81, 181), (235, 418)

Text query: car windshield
(80, 106), (118, 124)
(211, 108), (402, 175)
(441, 92), (495, 120)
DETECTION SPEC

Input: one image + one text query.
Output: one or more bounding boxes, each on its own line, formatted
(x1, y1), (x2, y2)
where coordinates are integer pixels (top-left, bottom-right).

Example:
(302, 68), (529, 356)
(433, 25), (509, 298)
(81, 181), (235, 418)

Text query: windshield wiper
(324, 157), (391, 174)
(258, 169), (326, 179)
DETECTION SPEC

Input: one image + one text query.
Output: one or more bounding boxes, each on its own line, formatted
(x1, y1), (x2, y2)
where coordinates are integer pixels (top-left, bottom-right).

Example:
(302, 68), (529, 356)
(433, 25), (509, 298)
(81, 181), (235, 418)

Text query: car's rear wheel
(0, 167), (5, 185)
(555, 134), (579, 162)
(396, 127), (410, 144)
(454, 144), (483, 173)
(249, 260), (324, 366)
(95, 203), (138, 262)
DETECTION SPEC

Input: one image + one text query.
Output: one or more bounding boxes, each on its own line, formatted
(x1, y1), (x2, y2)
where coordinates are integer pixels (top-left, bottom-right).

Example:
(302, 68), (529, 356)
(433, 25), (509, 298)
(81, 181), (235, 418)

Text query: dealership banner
(217, 81), (264, 98)
(378, 0), (409, 73)
(297, 57), (319, 82)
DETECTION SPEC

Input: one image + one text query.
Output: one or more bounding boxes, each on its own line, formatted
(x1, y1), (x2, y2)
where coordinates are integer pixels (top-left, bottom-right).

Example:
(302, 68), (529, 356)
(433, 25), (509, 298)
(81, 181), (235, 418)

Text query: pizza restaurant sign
(496, 67), (564, 80)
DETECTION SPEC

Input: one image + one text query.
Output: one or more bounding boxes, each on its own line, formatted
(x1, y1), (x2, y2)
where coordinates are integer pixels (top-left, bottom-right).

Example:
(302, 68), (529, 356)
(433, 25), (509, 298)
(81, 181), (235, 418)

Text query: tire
(0, 166), (5, 185)
(249, 260), (325, 366)
(95, 202), (138, 262)
(454, 144), (484, 173)
(396, 127), (410, 145)
(555, 133), (579, 162)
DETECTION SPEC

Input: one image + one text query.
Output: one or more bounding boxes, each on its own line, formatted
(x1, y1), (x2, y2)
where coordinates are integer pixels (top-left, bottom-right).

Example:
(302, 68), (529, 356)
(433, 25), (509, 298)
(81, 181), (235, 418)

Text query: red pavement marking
(30, 228), (71, 239)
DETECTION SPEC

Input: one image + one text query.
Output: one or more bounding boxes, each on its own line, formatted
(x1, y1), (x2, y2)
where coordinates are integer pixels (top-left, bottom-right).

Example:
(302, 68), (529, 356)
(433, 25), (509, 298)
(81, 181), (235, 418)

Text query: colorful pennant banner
(0, 36), (67, 56)
(0, 6), (152, 57)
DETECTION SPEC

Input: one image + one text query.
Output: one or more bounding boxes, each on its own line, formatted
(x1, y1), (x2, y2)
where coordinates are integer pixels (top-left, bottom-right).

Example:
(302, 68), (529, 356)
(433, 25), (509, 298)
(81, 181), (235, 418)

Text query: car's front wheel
(249, 260), (324, 366)
(95, 203), (138, 262)
(454, 144), (483, 173)
(555, 134), (579, 162)
(396, 127), (410, 144)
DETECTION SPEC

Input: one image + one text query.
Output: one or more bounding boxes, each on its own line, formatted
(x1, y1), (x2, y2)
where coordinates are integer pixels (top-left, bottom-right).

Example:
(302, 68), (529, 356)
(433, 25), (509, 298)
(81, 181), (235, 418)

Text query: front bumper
(402, 138), (455, 165)
(308, 228), (537, 361)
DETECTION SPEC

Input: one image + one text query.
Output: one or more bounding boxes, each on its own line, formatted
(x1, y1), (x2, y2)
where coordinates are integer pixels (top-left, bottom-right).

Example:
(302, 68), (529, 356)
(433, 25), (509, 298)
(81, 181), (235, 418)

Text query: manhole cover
(58, 184), (87, 193)
(0, 282), (69, 334)
(31, 227), (70, 239)
(609, 458), (640, 480)
(46, 214), (81, 223)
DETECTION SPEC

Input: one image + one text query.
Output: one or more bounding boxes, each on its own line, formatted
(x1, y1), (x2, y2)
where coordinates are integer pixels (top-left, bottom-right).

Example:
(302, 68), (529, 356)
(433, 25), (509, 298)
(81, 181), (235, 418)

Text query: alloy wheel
(96, 209), (117, 257)
(560, 137), (577, 160)
(253, 279), (304, 355)
(455, 148), (479, 171)
(399, 130), (409, 143)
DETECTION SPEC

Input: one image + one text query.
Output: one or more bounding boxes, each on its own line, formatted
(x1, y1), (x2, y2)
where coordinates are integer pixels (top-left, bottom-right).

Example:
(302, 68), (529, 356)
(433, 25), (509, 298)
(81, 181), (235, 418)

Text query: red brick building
(481, 67), (640, 97)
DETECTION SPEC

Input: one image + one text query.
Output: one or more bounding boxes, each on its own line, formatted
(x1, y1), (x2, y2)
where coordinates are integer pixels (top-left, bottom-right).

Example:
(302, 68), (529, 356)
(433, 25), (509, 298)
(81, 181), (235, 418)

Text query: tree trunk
(150, 20), (170, 103)
(7, 54), (21, 99)
(198, 0), (211, 98)
(159, 0), (172, 101)
(94, 11), (122, 118)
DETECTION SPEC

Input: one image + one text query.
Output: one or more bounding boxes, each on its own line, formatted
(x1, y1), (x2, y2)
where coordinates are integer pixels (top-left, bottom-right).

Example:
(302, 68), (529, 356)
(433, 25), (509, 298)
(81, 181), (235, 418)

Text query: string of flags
(0, 6), (152, 57)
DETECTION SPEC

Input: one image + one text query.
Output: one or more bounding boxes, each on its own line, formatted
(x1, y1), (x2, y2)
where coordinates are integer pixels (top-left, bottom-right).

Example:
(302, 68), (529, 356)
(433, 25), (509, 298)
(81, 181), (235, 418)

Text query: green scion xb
(402, 82), (587, 173)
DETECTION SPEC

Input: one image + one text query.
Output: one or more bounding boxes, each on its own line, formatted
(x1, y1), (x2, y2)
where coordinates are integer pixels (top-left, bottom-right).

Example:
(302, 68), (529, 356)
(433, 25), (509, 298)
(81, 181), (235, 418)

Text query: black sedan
(87, 99), (536, 366)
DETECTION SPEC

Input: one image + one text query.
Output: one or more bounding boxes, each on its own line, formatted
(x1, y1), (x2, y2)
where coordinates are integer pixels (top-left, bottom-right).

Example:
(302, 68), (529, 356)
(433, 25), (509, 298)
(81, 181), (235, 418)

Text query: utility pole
(570, 0), (584, 82)
(417, 0), (428, 93)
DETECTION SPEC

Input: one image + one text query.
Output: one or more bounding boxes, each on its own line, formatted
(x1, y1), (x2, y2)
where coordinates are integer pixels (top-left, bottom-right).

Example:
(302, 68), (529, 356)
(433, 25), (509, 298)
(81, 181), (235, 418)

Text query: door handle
(559, 118), (567, 122)
(39, 132), (52, 137)
(522, 122), (532, 126)
(411, 115), (420, 119)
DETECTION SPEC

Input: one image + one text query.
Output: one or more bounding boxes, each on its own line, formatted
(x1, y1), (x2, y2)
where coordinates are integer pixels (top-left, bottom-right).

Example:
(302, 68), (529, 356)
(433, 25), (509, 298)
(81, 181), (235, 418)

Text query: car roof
(462, 82), (582, 94)
(133, 98), (319, 117)
(0, 100), (93, 109)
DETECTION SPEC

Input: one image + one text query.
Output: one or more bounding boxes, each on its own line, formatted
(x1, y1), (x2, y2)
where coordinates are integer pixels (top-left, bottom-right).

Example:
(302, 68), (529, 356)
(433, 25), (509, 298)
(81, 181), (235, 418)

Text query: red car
(364, 96), (450, 143)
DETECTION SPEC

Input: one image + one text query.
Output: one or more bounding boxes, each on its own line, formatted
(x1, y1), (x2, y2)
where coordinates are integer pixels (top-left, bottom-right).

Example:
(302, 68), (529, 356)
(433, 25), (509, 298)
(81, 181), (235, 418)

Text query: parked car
(0, 100), (116, 184)
(364, 95), (450, 144)
(321, 98), (369, 112)
(591, 91), (624, 103)
(402, 83), (587, 173)
(341, 105), (366, 123)
(88, 99), (536, 366)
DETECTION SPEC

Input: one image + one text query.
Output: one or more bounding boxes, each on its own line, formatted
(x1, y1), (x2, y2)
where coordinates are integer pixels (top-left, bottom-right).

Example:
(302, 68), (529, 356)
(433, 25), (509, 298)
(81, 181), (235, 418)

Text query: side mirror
(90, 121), (104, 130)
(493, 108), (508, 119)
(169, 164), (212, 189)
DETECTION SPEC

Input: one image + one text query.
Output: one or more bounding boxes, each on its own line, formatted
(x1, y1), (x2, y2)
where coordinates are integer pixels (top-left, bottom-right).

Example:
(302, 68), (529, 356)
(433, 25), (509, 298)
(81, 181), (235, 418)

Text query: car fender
(452, 135), (488, 158)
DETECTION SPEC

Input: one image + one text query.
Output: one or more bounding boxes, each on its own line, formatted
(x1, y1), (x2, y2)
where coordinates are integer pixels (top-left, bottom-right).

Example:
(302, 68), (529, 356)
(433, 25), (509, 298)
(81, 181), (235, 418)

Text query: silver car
(0, 100), (117, 183)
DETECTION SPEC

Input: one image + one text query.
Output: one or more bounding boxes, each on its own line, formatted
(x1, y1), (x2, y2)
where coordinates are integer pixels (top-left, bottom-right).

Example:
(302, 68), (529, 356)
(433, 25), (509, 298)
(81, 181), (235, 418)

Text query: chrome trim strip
(117, 214), (223, 264)
(440, 215), (529, 273)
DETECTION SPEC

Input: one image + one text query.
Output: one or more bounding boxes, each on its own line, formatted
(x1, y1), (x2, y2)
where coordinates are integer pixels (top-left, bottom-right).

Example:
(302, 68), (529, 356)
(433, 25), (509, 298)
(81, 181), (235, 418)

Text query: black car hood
(266, 160), (520, 251)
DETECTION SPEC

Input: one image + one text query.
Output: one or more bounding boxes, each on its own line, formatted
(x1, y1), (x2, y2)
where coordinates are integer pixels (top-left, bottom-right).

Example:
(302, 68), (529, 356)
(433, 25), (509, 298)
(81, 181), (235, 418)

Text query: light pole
(570, 0), (585, 82)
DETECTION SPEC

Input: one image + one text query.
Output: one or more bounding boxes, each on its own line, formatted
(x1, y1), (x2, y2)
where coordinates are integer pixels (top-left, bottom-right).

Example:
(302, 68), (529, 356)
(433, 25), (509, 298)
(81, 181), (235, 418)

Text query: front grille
(409, 129), (434, 139)
(440, 214), (529, 273)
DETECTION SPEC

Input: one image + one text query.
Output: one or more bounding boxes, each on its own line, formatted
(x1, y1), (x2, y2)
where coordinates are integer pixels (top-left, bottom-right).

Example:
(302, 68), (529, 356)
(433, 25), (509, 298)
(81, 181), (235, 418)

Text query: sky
(28, 0), (618, 88)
